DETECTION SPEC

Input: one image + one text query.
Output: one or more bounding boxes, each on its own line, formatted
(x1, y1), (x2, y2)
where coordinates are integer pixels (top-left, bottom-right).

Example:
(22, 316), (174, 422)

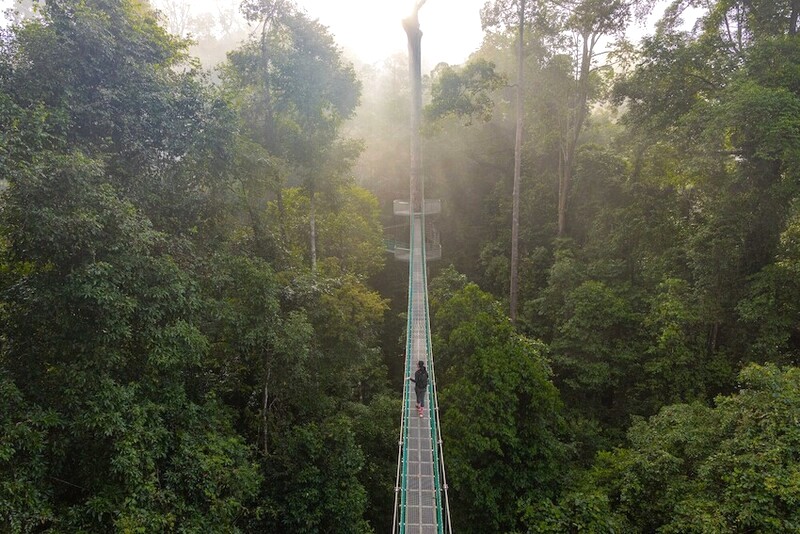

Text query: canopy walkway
(392, 6), (451, 531)
(392, 212), (451, 533)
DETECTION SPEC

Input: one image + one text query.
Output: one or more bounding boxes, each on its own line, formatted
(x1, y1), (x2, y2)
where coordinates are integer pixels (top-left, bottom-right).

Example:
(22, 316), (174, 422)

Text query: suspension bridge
(391, 206), (450, 533)
(391, 4), (452, 532)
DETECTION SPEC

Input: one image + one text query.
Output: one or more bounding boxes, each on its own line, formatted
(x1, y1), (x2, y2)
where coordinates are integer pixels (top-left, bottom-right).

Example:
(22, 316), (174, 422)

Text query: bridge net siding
(396, 214), (443, 533)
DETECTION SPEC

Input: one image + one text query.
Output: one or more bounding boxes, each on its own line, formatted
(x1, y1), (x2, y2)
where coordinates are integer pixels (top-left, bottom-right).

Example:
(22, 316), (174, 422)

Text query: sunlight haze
(295, 0), (486, 65)
(0, 0), (486, 65)
(0, 0), (697, 67)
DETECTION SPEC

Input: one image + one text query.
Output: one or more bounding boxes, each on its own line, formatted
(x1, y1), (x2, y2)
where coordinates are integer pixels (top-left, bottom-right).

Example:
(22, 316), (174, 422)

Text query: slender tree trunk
(558, 146), (567, 236)
(262, 367), (271, 455)
(259, 13), (285, 261)
(162, 0), (191, 36)
(707, 322), (719, 357)
(276, 186), (287, 251)
(557, 32), (593, 237)
(791, 0), (800, 35)
(510, 0), (525, 322)
(403, 4), (424, 215)
(261, 27), (274, 151)
(309, 185), (317, 272)
(245, 187), (268, 256)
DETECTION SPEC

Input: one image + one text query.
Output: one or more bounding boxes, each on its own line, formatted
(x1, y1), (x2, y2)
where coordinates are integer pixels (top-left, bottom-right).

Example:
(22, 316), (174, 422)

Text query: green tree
(259, 418), (370, 532)
(349, 394), (400, 530)
(431, 279), (566, 532)
(639, 278), (721, 411)
(549, 279), (640, 430)
(612, 0), (800, 388)
(7, 0), (236, 235)
(426, 59), (506, 126)
(0, 1), (394, 530)
(587, 364), (800, 532)
(272, 184), (385, 277)
(481, 0), (534, 321)
(738, 203), (800, 365)
(225, 0), (362, 270)
(194, 241), (388, 531)
(0, 150), (261, 531)
(550, 0), (647, 237)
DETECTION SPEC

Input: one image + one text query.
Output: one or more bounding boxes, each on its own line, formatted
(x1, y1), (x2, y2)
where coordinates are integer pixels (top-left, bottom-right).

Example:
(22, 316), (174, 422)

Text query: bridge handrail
(393, 213), (416, 533)
(420, 210), (444, 533)
(422, 214), (452, 531)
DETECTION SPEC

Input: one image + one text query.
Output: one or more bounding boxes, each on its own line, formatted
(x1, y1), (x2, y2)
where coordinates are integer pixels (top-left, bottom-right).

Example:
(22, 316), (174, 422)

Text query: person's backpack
(417, 369), (428, 389)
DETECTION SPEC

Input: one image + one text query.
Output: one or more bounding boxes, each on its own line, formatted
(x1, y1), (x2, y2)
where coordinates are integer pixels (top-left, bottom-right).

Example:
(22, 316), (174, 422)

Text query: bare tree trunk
(791, 0), (800, 35)
(309, 186), (317, 272)
(510, 0), (525, 322)
(558, 146), (567, 236)
(557, 32), (593, 238)
(257, 10), (285, 261)
(276, 186), (287, 251)
(262, 367), (271, 455)
(260, 10), (279, 152)
(708, 322), (719, 356)
(244, 183), (269, 256)
(403, 3), (425, 215)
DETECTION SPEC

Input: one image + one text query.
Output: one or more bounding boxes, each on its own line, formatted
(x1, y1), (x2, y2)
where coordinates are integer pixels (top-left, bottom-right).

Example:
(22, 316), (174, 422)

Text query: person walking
(408, 360), (429, 417)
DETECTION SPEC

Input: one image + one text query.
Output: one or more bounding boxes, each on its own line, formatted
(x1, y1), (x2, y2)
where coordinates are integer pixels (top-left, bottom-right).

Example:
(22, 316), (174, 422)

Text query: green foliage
(431, 279), (566, 533)
(426, 59), (506, 125)
(640, 279), (707, 403)
(6, 0), (235, 235)
(522, 490), (624, 533)
(0, 376), (57, 531)
(549, 279), (639, 424)
(348, 394), (400, 531)
(738, 203), (800, 365)
(317, 185), (386, 277)
(272, 184), (385, 276)
(569, 144), (630, 245)
(0, 151), (262, 531)
(585, 364), (800, 532)
(225, 7), (360, 158)
(260, 417), (370, 533)
(0, 0), (394, 530)
(221, 1), (362, 267)
(428, 264), (469, 311)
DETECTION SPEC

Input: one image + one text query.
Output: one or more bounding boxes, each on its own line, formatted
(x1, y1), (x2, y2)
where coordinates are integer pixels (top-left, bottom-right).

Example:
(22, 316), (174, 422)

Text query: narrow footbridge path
(392, 214), (451, 533)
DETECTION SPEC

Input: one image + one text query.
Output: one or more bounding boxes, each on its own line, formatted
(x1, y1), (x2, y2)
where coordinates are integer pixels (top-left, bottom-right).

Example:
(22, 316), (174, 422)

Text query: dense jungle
(1, 0), (799, 532)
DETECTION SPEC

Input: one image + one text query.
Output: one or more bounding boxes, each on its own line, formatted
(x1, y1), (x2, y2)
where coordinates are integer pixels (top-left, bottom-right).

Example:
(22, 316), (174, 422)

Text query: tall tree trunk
(708, 322), (719, 356)
(510, 0), (525, 322)
(309, 185), (317, 272)
(276, 186), (287, 253)
(558, 146), (567, 236)
(244, 183), (269, 257)
(262, 367), (271, 455)
(557, 31), (593, 237)
(258, 10), (285, 261)
(403, 3), (425, 215)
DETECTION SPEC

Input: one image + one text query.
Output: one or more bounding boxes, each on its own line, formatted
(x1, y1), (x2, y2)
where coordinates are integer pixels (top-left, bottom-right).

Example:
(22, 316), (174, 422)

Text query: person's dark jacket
(412, 367), (428, 389)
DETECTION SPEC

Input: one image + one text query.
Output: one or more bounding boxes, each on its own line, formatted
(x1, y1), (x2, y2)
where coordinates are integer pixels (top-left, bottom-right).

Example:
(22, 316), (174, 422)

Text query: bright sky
(0, 0), (698, 67)
(296, 0), (696, 67)
(0, 0), (487, 65)
(296, 0), (487, 66)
